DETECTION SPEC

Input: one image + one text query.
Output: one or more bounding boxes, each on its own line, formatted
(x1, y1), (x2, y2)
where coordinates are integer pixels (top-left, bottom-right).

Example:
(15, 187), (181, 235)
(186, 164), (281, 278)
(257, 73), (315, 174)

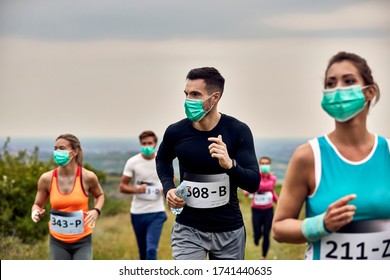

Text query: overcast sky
(0, 0), (389, 140)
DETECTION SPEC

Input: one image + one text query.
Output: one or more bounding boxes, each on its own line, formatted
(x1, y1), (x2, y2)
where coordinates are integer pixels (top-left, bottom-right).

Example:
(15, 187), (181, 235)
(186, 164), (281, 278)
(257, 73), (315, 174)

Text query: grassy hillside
(1, 175), (306, 260)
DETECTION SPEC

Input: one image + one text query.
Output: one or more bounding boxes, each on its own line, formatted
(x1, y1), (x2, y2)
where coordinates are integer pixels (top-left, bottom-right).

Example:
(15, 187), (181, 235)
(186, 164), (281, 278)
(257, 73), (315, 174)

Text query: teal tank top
(305, 135), (390, 260)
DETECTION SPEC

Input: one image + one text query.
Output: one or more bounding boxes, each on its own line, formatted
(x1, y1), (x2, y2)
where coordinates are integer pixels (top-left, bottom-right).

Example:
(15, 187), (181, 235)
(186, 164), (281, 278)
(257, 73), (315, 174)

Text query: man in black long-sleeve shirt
(156, 67), (260, 260)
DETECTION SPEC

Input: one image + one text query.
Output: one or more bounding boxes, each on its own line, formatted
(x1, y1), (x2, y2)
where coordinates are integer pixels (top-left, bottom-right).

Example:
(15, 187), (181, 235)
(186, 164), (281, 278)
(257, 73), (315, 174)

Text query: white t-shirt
(122, 153), (165, 214)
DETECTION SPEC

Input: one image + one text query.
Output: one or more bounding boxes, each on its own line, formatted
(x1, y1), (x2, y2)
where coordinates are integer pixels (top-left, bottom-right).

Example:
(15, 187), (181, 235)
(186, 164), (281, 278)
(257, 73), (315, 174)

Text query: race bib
(183, 173), (230, 209)
(136, 181), (162, 201)
(50, 209), (84, 235)
(253, 191), (273, 206)
(320, 219), (390, 260)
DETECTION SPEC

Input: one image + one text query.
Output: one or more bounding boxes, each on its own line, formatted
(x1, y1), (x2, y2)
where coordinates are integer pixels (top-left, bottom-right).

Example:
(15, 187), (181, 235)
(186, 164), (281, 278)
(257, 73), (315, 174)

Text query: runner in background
(119, 130), (167, 260)
(32, 134), (105, 260)
(243, 156), (278, 259)
(272, 51), (390, 260)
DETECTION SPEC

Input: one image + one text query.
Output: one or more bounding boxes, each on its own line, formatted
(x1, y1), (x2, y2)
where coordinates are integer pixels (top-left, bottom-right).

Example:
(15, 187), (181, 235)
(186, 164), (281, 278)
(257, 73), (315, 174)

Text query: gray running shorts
(171, 221), (246, 260)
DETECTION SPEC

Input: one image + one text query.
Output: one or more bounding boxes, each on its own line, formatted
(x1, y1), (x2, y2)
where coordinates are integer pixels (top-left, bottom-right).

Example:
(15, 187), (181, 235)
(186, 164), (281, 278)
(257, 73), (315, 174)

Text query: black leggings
(252, 207), (273, 257)
(50, 234), (92, 260)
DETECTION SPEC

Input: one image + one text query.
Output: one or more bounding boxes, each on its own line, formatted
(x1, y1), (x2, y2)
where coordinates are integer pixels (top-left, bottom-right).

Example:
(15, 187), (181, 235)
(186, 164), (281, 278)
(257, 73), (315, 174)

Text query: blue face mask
(321, 85), (368, 122)
(53, 150), (72, 166)
(184, 93), (215, 122)
(141, 146), (155, 156)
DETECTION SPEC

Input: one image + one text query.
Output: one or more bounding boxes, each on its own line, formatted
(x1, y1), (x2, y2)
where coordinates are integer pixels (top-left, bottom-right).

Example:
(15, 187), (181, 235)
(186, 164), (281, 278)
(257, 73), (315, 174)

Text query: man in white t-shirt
(119, 130), (167, 260)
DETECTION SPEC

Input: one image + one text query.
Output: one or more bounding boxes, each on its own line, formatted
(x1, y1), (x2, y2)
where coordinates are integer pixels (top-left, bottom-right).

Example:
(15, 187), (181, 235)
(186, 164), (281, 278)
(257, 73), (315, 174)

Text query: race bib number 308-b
(320, 219), (390, 260)
(50, 209), (84, 235)
(183, 173), (230, 209)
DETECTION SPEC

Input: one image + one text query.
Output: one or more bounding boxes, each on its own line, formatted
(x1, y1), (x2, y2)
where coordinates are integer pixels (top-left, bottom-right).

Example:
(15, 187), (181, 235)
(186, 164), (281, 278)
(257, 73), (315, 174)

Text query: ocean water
(1, 137), (308, 181)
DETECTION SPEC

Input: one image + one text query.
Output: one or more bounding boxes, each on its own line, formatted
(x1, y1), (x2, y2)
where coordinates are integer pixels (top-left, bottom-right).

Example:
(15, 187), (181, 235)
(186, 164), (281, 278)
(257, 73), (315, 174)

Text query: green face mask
(53, 150), (72, 166)
(321, 85), (368, 122)
(141, 146), (155, 156)
(184, 93), (215, 122)
(260, 164), (271, 173)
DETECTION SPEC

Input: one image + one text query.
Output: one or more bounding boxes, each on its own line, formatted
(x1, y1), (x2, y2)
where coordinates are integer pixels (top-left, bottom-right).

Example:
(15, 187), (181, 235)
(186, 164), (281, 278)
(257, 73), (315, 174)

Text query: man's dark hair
(186, 67), (225, 95)
(139, 130), (158, 144)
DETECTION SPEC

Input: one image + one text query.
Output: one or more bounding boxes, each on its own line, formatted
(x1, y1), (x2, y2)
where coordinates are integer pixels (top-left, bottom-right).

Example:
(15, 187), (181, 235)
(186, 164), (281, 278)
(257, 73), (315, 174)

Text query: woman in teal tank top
(272, 51), (390, 260)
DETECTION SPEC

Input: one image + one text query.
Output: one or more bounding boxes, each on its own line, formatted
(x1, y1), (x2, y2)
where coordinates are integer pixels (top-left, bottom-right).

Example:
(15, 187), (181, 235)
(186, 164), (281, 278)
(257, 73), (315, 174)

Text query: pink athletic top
(244, 172), (278, 210)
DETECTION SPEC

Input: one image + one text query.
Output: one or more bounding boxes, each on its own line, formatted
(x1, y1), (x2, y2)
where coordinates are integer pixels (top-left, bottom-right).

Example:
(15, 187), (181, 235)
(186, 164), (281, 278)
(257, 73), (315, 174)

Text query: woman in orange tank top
(31, 134), (105, 260)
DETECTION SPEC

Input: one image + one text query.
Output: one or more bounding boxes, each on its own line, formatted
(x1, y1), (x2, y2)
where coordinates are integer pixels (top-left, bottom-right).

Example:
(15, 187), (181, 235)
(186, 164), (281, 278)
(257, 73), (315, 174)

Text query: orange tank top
(49, 166), (93, 243)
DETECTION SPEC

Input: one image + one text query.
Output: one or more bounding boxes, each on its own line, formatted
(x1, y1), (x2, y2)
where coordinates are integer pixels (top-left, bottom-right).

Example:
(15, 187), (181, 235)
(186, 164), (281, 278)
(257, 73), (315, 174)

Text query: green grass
(0, 176), (306, 260)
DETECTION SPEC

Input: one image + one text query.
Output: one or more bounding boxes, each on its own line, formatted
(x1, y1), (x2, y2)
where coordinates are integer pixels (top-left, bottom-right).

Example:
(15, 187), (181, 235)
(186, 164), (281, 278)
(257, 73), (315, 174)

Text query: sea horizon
(1, 136), (309, 181)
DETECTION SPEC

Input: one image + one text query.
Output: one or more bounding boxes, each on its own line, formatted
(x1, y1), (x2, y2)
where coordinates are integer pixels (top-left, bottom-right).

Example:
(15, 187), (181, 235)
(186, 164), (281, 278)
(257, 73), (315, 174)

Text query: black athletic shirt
(156, 113), (260, 232)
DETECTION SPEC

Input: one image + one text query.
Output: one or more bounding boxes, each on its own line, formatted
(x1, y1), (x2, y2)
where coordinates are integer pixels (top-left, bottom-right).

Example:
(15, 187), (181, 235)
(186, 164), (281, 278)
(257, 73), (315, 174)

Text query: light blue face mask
(260, 165), (271, 173)
(321, 85), (368, 122)
(141, 145), (155, 156)
(53, 150), (72, 166)
(184, 93), (215, 122)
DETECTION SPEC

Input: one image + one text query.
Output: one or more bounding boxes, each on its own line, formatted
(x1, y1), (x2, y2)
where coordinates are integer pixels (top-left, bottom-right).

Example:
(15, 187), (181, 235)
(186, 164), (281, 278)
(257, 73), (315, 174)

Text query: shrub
(0, 138), (107, 244)
(0, 137), (54, 244)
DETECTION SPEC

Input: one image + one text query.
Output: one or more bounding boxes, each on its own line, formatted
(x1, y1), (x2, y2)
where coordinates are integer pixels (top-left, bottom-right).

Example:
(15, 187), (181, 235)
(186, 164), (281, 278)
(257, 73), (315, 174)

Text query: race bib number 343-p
(50, 209), (84, 235)
(183, 173), (230, 209)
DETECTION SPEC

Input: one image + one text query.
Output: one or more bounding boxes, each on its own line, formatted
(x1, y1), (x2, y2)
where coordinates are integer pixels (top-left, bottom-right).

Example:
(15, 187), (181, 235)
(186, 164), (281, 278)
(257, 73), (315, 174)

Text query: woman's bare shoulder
(291, 142), (314, 165)
(39, 169), (54, 182)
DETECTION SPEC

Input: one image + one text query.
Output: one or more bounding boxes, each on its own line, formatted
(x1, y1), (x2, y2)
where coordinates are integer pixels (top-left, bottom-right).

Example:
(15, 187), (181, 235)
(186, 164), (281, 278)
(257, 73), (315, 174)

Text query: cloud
(0, 0), (264, 40)
(3, 0), (385, 40)
(262, 1), (390, 33)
